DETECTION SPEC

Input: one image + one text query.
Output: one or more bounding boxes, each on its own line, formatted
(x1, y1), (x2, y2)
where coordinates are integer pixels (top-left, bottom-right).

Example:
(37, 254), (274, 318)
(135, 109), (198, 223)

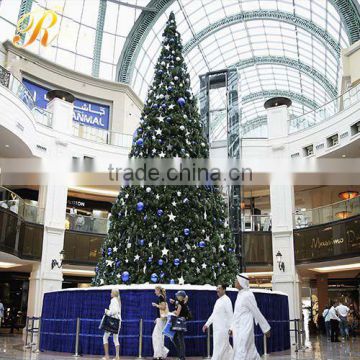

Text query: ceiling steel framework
(116, 0), (360, 87)
(231, 56), (338, 98)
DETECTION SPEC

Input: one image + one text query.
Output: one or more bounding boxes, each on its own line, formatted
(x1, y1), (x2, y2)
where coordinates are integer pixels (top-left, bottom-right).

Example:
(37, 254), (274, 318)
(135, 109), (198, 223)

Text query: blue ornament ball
(107, 247), (112, 256)
(177, 97), (186, 107)
(115, 260), (121, 268)
(158, 259), (164, 266)
(151, 273), (158, 283)
(143, 215), (148, 221)
(174, 258), (181, 266)
(167, 86), (173, 92)
(121, 271), (130, 282)
(138, 239), (145, 246)
(160, 271), (165, 278)
(148, 257), (153, 263)
(136, 201), (145, 212)
(199, 241), (206, 248)
(136, 138), (144, 147)
(184, 228), (190, 236)
(166, 116), (172, 122)
(161, 103), (167, 109)
(157, 209), (164, 217)
(170, 279), (176, 284)
(157, 69), (163, 75)
(152, 104), (158, 109)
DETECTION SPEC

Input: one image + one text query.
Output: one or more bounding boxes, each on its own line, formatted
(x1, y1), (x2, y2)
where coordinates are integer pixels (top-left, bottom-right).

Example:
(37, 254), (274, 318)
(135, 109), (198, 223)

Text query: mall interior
(1, 0), (360, 359)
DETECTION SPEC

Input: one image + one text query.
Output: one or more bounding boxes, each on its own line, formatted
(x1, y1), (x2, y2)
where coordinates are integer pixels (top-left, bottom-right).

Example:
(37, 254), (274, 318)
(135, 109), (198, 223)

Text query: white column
(27, 98), (73, 317)
(46, 97), (73, 135)
(267, 104), (301, 321)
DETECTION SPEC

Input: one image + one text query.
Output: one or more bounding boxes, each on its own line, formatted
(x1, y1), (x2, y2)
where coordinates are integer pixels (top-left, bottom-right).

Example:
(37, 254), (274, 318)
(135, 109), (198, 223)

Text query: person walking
(171, 290), (191, 360)
(152, 286), (169, 360)
(336, 301), (350, 339)
(322, 306), (331, 339)
(202, 284), (233, 360)
(102, 289), (122, 360)
(230, 274), (271, 360)
(329, 301), (341, 343)
(0, 299), (4, 327)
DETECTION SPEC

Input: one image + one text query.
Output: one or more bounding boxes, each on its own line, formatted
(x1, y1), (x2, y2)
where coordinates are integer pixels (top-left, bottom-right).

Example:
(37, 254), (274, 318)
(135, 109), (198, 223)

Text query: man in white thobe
(202, 284), (234, 360)
(230, 274), (271, 360)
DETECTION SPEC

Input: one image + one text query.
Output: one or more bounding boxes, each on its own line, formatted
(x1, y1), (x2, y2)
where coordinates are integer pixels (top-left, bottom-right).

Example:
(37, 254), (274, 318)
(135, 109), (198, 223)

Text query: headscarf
(236, 273), (250, 290)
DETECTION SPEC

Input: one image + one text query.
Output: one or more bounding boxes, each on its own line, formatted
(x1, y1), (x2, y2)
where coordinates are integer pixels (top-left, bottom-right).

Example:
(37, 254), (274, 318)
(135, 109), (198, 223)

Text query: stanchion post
(263, 333), (268, 357)
(30, 317), (35, 345)
(294, 319), (299, 352)
(203, 324), (211, 359)
(137, 318), (144, 359)
(24, 316), (30, 349)
(33, 318), (41, 353)
(73, 318), (81, 358)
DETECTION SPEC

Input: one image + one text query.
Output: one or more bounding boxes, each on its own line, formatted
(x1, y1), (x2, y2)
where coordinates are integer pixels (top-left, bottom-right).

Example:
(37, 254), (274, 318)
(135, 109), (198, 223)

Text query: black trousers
(173, 331), (186, 359)
(330, 319), (340, 342)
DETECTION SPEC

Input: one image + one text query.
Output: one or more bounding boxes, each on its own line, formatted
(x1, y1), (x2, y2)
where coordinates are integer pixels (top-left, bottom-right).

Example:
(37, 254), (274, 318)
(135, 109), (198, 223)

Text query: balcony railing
(0, 65), (53, 126)
(242, 215), (272, 232)
(72, 124), (133, 148)
(66, 213), (108, 234)
(0, 186), (44, 224)
(294, 196), (360, 228)
(289, 82), (360, 134)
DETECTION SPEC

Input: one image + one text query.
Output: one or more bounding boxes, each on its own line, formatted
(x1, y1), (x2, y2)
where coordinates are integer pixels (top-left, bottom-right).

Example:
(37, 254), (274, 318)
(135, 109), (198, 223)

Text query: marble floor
(0, 334), (359, 359)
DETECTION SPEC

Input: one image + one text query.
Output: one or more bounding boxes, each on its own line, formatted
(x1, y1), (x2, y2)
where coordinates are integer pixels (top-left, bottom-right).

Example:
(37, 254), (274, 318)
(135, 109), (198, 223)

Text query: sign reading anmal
(294, 216), (360, 263)
(23, 79), (110, 130)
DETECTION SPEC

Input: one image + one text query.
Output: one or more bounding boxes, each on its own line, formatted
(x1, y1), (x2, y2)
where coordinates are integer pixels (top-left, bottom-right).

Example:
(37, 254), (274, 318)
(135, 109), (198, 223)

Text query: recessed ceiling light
(0, 261), (19, 268)
(342, 154), (346, 158)
(4, 145), (9, 148)
(311, 263), (360, 273)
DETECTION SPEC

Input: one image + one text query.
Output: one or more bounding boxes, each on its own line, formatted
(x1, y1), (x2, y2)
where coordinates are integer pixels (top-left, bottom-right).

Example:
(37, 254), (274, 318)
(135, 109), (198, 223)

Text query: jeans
(173, 331), (186, 359)
(330, 319), (340, 342)
(339, 316), (349, 338)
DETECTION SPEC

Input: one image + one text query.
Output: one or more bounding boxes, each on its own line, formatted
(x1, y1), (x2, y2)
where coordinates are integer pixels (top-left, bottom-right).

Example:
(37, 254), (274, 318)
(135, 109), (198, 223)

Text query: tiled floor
(0, 334), (359, 359)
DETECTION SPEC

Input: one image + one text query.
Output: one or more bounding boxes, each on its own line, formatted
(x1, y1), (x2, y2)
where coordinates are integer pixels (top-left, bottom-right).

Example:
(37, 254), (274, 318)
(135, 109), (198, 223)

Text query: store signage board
(23, 79), (110, 130)
(294, 216), (360, 263)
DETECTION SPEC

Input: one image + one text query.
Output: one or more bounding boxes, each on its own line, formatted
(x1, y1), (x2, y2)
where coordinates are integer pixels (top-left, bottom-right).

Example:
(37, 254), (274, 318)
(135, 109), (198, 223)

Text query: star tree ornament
(92, 11), (238, 287)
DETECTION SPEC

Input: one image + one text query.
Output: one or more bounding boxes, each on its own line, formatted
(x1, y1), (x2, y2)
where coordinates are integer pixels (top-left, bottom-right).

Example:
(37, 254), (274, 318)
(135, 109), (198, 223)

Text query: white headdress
(236, 273), (250, 290)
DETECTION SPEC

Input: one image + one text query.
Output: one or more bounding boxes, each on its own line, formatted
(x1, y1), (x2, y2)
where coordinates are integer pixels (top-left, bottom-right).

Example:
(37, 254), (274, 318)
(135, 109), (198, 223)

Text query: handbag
(163, 315), (176, 340)
(170, 316), (187, 332)
(99, 314), (120, 334)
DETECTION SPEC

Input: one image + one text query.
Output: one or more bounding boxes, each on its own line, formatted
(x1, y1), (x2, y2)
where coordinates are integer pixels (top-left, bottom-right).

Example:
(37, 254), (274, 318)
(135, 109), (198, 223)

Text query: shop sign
(23, 79), (110, 130)
(294, 216), (360, 263)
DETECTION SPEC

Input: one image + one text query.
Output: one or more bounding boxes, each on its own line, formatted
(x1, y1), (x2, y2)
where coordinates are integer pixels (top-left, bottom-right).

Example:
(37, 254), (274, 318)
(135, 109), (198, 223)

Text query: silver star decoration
(134, 254), (140, 261)
(127, 243), (131, 249)
(219, 244), (225, 251)
(177, 191), (181, 196)
(125, 194), (129, 199)
(169, 104), (175, 109)
(205, 235), (210, 242)
(174, 237), (178, 243)
(168, 212), (176, 221)
(162, 247), (169, 256)
(167, 144), (173, 151)
(224, 221), (229, 228)
(196, 267), (200, 274)
(172, 201), (177, 207)
(125, 258), (129, 263)
(116, 274), (121, 278)
(202, 263), (207, 269)
(149, 242), (153, 247)
(155, 128), (162, 135)
(106, 260), (114, 267)
(113, 246), (118, 252)
(152, 135), (156, 140)
(178, 276), (185, 285)
(158, 116), (164, 123)
(186, 243), (191, 250)
(159, 151), (165, 158)
(156, 194), (160, 200)
(154, 224), (157, 229)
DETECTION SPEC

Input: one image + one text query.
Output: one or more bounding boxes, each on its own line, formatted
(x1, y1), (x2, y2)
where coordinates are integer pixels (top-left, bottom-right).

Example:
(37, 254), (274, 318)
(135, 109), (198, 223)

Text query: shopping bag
(99, 314), (120, 334)
(170, 316), (187, 332)
(163, 315), (176, 340)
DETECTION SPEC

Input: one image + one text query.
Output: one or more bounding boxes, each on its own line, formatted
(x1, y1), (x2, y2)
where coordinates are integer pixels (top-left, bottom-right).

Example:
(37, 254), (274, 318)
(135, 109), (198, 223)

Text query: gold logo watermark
(13, 9), (59, 48)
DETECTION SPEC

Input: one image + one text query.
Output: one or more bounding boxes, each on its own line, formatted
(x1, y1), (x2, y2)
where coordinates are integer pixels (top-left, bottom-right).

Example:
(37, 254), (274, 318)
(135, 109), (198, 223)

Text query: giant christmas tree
(93, 12), (238, 286)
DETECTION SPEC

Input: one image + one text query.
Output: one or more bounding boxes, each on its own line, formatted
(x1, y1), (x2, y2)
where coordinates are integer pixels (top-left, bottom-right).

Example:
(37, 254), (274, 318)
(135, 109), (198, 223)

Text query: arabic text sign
(23, 79), (110, 130)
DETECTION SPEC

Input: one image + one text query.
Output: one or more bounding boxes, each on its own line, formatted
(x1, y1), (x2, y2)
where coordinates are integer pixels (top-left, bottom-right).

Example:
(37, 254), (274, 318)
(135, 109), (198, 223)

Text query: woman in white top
(103, 289), (122, 360)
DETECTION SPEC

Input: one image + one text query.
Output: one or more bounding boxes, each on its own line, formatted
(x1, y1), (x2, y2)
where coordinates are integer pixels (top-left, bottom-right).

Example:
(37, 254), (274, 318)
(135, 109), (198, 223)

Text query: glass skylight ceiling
(132, 0), (350, 138)
(0, 0), (355, 138)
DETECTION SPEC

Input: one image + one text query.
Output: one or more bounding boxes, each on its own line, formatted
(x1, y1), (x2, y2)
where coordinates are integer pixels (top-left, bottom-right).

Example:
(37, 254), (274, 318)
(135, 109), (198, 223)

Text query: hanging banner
(23, 79), (110, 130)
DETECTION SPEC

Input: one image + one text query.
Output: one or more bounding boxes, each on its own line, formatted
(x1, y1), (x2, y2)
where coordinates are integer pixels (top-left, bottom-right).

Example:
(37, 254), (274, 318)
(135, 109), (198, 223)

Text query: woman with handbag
(151, 286), (169, 360)
(171, 290), (191, 360)
(102, 288), (122, 360)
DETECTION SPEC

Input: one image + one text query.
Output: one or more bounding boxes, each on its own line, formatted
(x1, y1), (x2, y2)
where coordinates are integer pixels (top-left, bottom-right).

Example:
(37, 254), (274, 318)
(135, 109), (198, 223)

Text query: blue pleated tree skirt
(40, 284), (290, 357)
